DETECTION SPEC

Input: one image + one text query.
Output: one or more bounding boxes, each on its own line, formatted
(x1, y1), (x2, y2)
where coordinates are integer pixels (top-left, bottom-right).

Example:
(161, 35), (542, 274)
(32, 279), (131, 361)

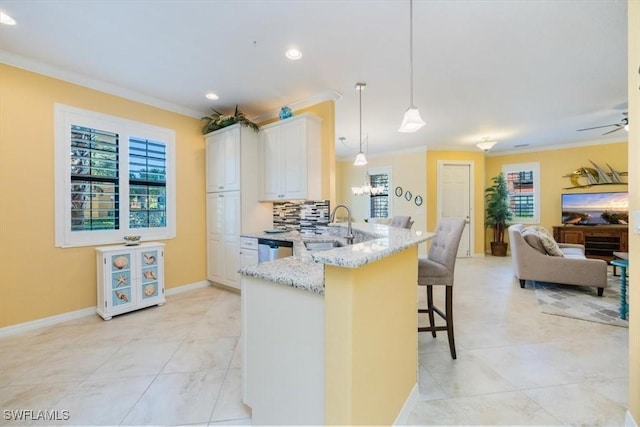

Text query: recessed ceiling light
(285, 48), (302, 60)
(205, 92), (219, 100)
(0, 11), (16, 25)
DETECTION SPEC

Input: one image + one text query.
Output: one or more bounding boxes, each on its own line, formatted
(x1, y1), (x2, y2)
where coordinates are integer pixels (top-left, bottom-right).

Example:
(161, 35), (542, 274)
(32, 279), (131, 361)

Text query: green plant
(485, 172), (513, 243)
(201, 105), (259, 134)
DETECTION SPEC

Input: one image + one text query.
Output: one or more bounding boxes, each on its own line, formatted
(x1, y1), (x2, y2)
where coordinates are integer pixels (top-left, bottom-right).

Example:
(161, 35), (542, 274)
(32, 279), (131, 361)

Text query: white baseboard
(393, 383), (418, 426)
(626, 410), (638, 427)
(0, 307), (97, 339)
(0, 280), (211, 338)
(165, 280), (210, 296)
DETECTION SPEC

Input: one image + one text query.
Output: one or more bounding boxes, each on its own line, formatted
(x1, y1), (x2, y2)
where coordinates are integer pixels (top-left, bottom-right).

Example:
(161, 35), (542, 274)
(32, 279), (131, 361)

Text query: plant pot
(490, 242), (508, 257)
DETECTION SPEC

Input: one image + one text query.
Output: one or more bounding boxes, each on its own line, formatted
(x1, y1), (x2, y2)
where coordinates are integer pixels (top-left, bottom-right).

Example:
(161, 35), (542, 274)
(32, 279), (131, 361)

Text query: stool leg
(427, 285), (436, 337)
(445, 286), (456, 359)
(620, 267), (628, 320)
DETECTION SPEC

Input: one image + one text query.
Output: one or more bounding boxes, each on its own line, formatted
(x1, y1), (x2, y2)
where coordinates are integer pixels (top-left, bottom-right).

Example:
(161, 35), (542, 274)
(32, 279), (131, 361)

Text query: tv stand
(553, 225), (628, 261)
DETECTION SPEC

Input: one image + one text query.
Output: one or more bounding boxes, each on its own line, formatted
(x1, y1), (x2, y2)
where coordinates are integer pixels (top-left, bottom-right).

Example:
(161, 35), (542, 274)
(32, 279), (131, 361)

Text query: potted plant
(485, 172), (513, 256)
(201, 105), (260, 134)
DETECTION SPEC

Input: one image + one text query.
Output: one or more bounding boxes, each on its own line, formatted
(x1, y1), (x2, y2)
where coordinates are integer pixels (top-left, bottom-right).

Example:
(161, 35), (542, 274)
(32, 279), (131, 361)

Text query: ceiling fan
(577, 112), (629, 135)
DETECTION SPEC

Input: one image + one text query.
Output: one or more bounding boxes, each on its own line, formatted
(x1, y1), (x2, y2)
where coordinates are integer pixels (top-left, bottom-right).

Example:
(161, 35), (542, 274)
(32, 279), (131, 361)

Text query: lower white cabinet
(96, 242), (165, 320)
(240, 237), (259, 268)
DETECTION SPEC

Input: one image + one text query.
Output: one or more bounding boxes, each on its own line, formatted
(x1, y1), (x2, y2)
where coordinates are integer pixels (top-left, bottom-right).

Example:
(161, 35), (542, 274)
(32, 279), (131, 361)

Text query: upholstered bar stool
(417, 218), (466, 359)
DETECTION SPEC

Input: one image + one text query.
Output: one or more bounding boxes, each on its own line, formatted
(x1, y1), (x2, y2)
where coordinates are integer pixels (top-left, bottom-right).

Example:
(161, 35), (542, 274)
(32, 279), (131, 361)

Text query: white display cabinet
(96, 242), (165, 320)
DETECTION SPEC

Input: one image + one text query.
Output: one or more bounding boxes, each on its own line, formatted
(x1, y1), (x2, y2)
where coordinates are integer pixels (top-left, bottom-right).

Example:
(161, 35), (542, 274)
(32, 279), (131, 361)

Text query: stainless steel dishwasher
(257, 238), (293, 262)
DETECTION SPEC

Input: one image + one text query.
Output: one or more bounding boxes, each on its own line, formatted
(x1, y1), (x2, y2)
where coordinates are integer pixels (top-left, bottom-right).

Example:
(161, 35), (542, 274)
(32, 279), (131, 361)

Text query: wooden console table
(553, 225), (628, 261)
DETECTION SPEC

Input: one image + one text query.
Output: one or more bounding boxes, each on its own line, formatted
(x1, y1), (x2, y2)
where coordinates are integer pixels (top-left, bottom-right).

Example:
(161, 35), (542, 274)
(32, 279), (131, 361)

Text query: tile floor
(0, 256), (629, 426)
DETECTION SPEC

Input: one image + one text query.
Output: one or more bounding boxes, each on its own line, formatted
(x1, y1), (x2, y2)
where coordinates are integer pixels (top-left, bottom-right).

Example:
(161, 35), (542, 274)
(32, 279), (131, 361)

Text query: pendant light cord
(359, 85), (363, 152)
(409, 0), (414, 108)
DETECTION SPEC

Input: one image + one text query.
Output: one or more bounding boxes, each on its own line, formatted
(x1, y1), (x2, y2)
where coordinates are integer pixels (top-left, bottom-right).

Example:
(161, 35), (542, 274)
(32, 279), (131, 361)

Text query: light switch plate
(634, 210), (640, 234)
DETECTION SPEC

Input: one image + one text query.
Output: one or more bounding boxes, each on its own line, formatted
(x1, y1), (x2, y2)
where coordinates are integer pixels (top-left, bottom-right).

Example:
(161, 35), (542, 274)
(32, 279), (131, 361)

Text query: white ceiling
(0, 0), (628, 159)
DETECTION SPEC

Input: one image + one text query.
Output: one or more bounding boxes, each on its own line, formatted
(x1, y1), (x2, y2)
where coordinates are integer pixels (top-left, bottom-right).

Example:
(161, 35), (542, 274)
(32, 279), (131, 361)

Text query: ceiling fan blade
(602, 125), (623, 135)
(577, 123), (618, 131)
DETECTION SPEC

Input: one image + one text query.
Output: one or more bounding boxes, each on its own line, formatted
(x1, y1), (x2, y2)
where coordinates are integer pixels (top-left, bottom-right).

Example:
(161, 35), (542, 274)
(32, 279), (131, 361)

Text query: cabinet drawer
(241, 237), (258, 250)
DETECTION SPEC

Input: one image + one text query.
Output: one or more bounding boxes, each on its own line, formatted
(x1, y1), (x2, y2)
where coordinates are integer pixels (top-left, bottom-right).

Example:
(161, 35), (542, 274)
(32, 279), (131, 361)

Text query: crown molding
(0, 50), (204, 118)
(484, 137), (627, 157)
(250, 90), (343, 123)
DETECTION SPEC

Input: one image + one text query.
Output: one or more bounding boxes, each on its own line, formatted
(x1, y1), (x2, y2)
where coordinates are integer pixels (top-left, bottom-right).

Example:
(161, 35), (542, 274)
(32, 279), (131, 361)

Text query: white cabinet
(206, 126), (241, 192)
(205, 124), (271, 290)
(240, 237), (259, 268)
(96, 242), (165, 320)
(258, 113), (323, 201)
(207, 191), (241, 287)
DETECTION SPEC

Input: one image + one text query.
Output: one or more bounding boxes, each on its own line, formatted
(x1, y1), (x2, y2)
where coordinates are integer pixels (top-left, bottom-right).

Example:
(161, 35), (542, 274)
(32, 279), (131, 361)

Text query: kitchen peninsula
(239, 223), (433, 425)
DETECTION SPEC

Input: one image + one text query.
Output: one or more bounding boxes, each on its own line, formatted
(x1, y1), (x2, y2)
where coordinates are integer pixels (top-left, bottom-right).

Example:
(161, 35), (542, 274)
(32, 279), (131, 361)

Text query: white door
(437, 161), (473, 257)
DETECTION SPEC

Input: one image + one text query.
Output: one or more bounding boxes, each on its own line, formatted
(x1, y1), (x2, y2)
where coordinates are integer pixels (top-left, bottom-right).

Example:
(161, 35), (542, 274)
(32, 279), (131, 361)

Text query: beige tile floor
(0, 256), (629, 426)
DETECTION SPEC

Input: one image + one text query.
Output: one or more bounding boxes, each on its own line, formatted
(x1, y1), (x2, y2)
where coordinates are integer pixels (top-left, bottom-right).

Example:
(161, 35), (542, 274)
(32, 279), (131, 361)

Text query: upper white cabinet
(206, 126), (241, 192)
(258, 113), (323, 201)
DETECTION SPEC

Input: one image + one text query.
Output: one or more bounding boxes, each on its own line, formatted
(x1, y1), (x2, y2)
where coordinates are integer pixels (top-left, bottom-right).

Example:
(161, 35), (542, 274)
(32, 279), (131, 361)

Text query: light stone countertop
(239, 223), (434, 295)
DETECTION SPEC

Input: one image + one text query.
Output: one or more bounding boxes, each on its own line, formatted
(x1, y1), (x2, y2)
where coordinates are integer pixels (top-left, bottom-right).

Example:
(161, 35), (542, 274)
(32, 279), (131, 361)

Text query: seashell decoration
(143, 284), (156, 296)
(113, 256), (128, 269)
(143, 253), (156, 265)
(143, 270), (156, 280)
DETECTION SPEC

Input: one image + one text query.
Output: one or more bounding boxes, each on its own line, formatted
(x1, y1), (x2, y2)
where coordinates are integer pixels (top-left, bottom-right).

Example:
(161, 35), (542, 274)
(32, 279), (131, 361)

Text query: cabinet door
(206, 127), (241, 192)
(280, 120), (307, 200)
(207, 193), (224, 239)
(259, 126), (283, 200)
(240, 249), (259, 268)
(139, 248), (162, 304)
(208, 239), (224, 282)
(206, 136), (225, 192)
(223, 191), (241, 243)
(224, 241), (241, 289)
(108, 252), (136, 312)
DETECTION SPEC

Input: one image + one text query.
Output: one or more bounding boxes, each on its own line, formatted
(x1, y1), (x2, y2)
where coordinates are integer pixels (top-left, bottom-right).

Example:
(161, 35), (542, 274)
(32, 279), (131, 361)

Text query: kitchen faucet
(329, 204), (354, 245)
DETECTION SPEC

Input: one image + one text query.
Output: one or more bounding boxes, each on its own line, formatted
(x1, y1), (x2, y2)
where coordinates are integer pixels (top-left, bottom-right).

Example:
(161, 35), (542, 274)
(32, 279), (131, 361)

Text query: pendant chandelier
(353, 82), (368, 166)
(398, 0), (425, 133)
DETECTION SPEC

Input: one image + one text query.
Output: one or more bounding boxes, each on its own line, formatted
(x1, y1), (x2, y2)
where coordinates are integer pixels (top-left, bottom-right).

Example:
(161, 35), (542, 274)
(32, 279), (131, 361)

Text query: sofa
(508, 224), (608, 296)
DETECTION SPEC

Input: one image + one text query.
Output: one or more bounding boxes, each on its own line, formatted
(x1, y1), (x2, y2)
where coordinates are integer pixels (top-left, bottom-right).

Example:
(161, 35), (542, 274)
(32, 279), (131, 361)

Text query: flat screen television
(561, 192), (629, 225)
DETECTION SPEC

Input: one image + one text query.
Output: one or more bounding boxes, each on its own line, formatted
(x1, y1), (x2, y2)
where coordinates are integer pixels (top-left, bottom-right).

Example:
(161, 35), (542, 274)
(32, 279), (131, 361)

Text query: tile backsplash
(273, 200), (330, 233)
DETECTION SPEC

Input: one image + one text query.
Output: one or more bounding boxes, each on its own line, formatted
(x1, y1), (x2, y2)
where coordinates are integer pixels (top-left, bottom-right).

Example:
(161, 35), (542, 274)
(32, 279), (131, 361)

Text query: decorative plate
(264, 229), (287, 234)
(395, 186), (403, 197)
(415, 195), (423, 206)
(405, 191), (412, 201)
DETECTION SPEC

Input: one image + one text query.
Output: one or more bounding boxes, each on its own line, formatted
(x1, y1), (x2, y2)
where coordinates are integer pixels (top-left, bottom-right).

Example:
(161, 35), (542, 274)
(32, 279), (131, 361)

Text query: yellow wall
(336, 151), (427, 250)
(426, 151), (487, 256)
(485, 142), (628, 250)
(627, 0), (639, 420)
(324, 247), (418, 424)
(0, 65), (206, 327)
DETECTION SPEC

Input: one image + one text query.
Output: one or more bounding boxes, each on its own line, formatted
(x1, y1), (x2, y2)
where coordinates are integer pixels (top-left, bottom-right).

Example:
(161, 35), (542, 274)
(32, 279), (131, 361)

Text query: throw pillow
(536, 231), (564, 257)
(521, 228), (546, 254)
(526, 225), (553, 238)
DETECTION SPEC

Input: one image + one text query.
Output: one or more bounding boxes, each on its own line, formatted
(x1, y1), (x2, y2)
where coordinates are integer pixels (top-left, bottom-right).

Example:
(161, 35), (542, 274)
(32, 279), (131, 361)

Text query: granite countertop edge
(239, 224), (434, 294)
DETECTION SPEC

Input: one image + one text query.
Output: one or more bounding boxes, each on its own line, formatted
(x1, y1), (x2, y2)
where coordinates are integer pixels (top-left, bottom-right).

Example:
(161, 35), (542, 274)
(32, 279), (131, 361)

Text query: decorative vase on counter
(279, 106), (293, 120)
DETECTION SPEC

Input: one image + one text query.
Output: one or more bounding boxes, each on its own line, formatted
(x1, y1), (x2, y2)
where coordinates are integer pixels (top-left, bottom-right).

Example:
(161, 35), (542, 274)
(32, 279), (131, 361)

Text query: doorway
(437, 160), (474, 257)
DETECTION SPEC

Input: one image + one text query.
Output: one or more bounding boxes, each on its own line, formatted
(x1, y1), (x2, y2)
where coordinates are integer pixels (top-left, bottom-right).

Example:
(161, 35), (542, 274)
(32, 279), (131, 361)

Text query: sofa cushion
(537, 231), (564, 257)
(561, 247), (586, 259)
(521, 228), (547, 254)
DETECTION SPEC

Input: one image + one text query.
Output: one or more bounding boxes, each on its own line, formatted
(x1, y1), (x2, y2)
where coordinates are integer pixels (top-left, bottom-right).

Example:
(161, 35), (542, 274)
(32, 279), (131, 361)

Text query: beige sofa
(508, 224), (608, 296)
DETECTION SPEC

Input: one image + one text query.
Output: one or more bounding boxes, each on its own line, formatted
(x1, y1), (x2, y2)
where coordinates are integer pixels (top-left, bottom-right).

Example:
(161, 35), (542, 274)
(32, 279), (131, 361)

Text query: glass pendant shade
(398, 107), (426, 132)
(353, 151), (368, 166)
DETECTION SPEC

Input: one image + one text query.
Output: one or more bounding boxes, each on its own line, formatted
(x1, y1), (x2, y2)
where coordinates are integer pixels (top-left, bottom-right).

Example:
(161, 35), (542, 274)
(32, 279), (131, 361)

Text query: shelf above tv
(563, 182), (628, 190)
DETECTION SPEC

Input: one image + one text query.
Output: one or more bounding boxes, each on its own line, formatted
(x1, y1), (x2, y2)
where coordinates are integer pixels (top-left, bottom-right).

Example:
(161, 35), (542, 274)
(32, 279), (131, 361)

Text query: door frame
(436, 160), (475, 257)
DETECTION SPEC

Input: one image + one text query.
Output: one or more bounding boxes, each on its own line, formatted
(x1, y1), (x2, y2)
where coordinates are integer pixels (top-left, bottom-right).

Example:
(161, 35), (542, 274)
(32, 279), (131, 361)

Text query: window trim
(55, 104), (176, 248)
(367, 166), (393, 219)
(502, 162), (540, 224)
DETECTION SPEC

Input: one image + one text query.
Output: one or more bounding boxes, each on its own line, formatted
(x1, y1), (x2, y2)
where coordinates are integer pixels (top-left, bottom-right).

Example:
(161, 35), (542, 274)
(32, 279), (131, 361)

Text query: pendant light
(353, 82), (368, 166)
(398, 0), (425, 133)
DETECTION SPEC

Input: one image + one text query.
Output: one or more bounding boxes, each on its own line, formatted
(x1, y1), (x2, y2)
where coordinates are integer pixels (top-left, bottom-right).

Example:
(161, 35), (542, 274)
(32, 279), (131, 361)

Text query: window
(502, 162), (540, 224)
(367, 166), (392, 219)
(55, 104), (175, 247)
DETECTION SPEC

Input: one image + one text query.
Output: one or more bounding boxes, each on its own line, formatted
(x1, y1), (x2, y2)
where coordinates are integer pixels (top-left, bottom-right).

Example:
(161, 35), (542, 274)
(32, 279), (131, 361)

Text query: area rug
(533, 273), (628, 327)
